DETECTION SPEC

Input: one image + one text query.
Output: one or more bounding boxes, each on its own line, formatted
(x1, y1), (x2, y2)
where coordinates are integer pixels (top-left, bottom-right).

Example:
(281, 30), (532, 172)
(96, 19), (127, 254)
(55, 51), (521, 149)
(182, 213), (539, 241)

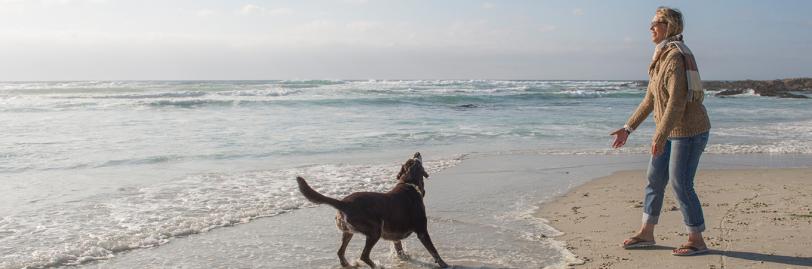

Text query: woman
(611, 6), (711, 256)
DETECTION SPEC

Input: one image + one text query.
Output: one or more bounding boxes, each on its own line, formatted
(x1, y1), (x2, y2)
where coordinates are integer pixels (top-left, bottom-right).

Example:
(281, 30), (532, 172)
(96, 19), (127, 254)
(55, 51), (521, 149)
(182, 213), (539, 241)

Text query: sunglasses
(650, 21), (667, 28)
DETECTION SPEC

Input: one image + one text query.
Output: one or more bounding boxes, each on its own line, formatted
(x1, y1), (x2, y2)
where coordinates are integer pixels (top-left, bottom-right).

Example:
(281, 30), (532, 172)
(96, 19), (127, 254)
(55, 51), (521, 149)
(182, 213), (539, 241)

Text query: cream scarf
(650, 34), (704, 102)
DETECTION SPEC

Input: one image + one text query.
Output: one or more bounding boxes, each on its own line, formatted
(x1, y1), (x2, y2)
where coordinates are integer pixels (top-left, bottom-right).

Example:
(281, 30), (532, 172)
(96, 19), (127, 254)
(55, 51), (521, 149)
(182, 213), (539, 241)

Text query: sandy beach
(538, 168), (812, 269)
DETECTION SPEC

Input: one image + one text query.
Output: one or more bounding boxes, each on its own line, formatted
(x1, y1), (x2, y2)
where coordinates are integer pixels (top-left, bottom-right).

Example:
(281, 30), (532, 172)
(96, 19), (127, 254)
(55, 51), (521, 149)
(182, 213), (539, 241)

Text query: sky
(0, 0), (810, 80)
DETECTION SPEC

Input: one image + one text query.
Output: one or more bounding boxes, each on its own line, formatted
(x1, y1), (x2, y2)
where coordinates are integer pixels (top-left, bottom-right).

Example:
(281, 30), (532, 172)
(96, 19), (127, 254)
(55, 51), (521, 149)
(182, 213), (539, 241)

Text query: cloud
(239, 4), (292, 16)
(0, 0), (106, 14)
(240, 4), (263, 15)
(40, 0), (107, 6)
(299, 20), (337, 31)
(572, 8), (583, 16)
(195, 9), (216, 17)
(266, 8), (293, 15)
(346, 21), (380, 32)
(539, 24), (557, 32)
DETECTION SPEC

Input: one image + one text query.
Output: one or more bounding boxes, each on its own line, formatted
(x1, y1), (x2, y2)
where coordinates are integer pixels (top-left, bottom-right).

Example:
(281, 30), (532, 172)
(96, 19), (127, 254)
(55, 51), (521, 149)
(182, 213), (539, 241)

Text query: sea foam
(0, 157), (463, 269)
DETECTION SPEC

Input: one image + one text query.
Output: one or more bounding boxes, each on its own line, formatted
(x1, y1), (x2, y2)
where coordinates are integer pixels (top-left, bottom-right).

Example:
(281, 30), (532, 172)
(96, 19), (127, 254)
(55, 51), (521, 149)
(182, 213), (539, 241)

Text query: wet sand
(537, 168), (812, 268)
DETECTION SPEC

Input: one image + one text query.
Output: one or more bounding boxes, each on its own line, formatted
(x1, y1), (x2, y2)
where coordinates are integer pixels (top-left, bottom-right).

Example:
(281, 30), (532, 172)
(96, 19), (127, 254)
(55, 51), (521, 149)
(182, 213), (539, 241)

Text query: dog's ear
(397, 163), (407, 180)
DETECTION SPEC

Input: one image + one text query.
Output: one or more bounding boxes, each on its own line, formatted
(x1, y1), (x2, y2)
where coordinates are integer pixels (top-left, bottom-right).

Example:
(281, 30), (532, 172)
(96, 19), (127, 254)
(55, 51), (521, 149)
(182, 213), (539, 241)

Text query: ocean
(1, 80), (810, 268)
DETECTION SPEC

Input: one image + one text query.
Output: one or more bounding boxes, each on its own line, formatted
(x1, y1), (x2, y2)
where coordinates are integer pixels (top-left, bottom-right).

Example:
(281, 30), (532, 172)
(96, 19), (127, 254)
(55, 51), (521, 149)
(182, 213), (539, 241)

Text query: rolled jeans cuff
(686, 223), (705, 233)
(643, 213), (659, 225)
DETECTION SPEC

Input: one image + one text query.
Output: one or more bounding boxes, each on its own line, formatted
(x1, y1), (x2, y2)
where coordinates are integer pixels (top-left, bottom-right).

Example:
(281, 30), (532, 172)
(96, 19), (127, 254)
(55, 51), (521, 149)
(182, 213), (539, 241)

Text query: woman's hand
(651, 141), (664, 156)
(610, 128), (629, 148)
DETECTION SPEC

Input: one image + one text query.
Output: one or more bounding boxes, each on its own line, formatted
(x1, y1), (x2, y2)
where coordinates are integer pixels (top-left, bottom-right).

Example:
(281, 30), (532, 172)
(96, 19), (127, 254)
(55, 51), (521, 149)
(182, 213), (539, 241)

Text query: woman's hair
(655, 6), (684, 37)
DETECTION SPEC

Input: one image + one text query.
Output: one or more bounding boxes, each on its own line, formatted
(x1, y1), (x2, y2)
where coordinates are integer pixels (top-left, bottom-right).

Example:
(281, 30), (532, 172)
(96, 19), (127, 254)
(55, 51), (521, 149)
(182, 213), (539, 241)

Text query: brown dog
(296, 152), (449, 268)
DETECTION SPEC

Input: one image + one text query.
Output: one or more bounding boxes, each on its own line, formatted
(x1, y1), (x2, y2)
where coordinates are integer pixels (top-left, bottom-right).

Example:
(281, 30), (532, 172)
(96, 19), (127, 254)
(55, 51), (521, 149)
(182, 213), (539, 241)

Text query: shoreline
(536, 168), (812, 268)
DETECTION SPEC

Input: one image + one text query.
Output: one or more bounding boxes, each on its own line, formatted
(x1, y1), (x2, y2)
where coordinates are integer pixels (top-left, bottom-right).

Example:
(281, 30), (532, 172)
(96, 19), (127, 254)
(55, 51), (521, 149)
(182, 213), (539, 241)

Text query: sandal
(622, 236), (656, 249)
(672, 245), (709, 256)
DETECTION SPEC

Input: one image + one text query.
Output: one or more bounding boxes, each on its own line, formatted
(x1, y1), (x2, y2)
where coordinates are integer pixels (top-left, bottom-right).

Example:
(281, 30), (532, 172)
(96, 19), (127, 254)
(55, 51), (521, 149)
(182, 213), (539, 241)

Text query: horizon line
(2, 77), (809, 83)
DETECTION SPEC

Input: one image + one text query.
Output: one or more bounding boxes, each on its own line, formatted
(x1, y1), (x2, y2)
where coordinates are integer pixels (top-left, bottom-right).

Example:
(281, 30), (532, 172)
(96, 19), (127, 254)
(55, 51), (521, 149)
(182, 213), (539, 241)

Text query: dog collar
(402, 183), (423, 197)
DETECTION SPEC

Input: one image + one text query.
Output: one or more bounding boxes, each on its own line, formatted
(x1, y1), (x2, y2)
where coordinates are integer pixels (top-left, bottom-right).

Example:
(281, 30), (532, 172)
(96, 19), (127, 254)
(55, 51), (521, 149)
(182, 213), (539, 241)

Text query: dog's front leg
(416, 232), (449, 268)
(338, 232), (353, 267)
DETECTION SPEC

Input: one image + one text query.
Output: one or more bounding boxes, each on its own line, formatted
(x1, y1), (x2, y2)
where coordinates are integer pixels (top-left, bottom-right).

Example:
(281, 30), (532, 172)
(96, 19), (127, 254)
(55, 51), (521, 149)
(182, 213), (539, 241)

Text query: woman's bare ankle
(634, 232), (655, 241)
(681, 233), (706, 248)
(636, 224), (655, 240)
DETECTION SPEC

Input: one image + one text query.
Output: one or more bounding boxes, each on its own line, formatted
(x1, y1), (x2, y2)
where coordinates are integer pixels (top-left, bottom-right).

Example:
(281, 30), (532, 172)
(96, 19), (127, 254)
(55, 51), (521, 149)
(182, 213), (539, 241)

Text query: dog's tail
(296, 176), (345, 210)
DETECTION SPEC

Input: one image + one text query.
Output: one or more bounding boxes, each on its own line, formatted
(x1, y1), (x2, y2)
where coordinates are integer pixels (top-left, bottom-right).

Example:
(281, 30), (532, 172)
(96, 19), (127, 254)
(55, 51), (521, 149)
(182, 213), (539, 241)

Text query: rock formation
(634, 78), (811, 98)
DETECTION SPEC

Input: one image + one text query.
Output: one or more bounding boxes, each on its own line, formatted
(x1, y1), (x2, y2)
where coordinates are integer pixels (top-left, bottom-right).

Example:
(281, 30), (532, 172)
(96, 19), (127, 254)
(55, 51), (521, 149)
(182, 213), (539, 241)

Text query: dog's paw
(395, 252), (411, 261)
(355, 259), (384, 269)
(372, 262), (385, 269)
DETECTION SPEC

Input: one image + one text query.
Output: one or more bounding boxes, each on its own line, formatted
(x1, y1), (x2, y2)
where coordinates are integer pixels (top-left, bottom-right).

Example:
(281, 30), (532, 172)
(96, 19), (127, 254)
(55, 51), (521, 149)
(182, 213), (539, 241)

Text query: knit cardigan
(625, 44), (711, 148)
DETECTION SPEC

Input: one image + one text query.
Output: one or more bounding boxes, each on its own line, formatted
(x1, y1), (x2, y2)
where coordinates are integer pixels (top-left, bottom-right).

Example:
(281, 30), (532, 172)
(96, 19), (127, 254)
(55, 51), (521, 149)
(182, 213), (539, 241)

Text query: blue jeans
(642, 131), (709, 233)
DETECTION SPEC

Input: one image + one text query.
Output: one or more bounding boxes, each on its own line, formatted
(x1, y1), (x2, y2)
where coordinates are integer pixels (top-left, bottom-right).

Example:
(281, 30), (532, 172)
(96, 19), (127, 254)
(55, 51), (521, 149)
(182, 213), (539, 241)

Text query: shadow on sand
(399, 258), (517, 269)
(711, 250), (812, 267)
(626, 246), (811, 267)
(362, 255), (518, 269)
(339, 257), (518, 269)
